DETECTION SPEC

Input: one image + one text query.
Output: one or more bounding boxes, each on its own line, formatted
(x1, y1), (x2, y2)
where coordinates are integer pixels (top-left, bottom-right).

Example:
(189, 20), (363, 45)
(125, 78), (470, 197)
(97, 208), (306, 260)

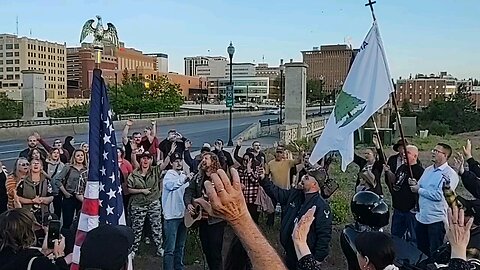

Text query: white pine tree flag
(309, 21), (394, 171)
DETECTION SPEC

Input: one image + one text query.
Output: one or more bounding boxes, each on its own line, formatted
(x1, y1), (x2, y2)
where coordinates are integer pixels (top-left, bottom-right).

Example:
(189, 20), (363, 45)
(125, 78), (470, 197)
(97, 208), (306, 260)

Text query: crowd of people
(0, 119), (479, 270)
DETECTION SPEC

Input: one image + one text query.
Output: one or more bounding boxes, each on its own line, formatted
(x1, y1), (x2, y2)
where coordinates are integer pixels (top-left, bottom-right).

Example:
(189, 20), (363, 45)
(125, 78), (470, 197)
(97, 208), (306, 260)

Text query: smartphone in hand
(47, 220), (61, 249)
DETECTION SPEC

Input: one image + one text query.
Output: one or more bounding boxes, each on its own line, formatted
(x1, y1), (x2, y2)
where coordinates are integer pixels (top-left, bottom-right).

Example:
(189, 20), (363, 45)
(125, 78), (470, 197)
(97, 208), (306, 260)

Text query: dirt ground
(134, 132), (480, 270)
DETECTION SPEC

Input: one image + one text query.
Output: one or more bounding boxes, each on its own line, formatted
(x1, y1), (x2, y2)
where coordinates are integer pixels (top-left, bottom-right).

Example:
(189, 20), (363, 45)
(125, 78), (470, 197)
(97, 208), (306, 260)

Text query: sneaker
(156, 248), (164, 257)
(145, 236), (150, 245)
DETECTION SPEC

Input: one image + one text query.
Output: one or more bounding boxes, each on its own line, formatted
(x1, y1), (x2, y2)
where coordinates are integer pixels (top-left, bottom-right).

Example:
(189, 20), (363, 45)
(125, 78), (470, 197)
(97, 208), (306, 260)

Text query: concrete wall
(280, 115), (328, 144)
(0, 111), (266, 142)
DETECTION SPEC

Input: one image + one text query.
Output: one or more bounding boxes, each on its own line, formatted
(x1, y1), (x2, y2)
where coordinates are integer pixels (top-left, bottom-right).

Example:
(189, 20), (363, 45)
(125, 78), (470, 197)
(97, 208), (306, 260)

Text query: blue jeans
(415, 220), (446, 257)
(391, 209), (417, 245)
(163, 218), (187, 270)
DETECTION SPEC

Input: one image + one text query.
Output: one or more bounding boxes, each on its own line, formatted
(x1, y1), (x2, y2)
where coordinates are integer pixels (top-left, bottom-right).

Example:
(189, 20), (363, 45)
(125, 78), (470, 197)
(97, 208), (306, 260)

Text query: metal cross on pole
(365, 0), (377, 21)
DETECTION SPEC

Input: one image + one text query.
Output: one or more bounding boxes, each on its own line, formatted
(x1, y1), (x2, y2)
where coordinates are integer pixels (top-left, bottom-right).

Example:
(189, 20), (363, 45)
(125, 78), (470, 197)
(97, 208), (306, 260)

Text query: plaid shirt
(238, 167), (260, 204)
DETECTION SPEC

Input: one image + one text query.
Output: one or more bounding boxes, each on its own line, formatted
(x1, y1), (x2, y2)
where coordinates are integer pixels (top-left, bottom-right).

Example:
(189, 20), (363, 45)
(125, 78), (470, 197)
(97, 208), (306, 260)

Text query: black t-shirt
(391, 163), (424, 212)
(124, 141), (133, 162)
(159, 138), (186, 158)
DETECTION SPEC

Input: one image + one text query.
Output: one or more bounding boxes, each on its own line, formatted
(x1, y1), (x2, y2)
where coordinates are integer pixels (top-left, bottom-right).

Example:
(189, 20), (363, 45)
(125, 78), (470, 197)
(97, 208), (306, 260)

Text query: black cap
(170, 152), (183, 162)
(80, 224), (134, 270)
(139, 151), (153, 159)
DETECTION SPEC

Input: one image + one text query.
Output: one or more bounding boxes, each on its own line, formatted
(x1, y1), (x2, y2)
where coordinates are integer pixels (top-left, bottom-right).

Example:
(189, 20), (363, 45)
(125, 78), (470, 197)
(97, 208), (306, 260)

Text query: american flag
(71, 69), (127, 269)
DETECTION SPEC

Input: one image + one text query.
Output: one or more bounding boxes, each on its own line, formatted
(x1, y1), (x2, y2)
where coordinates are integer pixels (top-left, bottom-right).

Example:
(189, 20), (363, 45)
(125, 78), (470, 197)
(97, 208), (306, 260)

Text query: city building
(184, 56), (219, 76)
(144, 53), (168, 73)
(0, 34), (67, 101)
(67, 45), (117, 98)
(470, 86), (480, 109)
(195, 57), (228, 78)
(395, 73), (458, 109)
(255, 63), (281, 101)
(215, 77), (270, 103)
(302, 45), (357, 95)
(116, 46), (156, 72)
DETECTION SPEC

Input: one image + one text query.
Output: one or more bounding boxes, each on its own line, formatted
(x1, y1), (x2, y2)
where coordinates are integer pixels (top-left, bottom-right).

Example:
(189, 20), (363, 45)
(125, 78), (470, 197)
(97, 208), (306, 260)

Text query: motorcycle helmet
(351, 191), (389, 229)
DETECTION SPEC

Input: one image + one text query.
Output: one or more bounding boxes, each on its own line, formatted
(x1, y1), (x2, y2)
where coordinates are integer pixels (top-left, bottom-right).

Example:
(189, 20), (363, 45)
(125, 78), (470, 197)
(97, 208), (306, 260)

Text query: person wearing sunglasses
(6, 158), (30, 210)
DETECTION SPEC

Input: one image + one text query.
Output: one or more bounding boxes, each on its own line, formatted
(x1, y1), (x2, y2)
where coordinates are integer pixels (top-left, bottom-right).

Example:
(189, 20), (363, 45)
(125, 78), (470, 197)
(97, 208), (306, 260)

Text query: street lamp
(279, 59), (284, 124)
(227, 41), (235, 146)
(319, 75), (324, 116)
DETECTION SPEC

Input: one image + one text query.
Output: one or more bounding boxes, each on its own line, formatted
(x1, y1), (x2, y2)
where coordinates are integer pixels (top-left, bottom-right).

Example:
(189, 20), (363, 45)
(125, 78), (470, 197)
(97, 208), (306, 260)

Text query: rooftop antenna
(16, 16), (19, 35)
(262, 55), (265, 63)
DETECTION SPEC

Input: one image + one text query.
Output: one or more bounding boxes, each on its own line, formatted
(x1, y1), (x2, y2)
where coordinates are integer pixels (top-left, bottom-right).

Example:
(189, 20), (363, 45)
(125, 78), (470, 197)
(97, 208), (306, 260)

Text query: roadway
(0, 114), (278, 170)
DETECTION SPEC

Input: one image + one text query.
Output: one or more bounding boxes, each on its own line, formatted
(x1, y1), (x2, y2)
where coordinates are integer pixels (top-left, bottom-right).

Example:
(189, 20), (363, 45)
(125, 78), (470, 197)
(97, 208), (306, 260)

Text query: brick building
(302, 45), (357, 95)
(395, 73), (458, 109)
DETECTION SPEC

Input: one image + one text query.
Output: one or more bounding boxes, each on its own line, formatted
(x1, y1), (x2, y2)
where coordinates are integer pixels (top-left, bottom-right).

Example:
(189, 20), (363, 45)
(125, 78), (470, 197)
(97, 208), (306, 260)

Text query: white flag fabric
(309, 21), (394, 171)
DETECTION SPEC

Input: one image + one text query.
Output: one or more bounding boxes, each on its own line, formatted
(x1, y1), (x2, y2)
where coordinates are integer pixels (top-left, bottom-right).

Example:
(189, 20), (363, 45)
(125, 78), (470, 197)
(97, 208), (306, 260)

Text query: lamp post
(114, 72), (118, 98)
(279, 59), (284, 124)
(227, 42), (235, 146)
(200, 77), (204, 115)
(246, 85), (249, 109)
(319, 75), (324, 116)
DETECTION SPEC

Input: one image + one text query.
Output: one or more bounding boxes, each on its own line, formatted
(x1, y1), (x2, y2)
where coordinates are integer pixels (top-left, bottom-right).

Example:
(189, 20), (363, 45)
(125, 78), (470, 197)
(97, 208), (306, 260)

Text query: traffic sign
(226, 85), (234, 108)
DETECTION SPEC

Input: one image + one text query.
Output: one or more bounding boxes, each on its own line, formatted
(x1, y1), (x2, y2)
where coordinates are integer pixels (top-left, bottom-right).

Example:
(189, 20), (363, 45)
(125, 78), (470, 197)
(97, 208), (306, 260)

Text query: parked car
(266, 108), (280, 115)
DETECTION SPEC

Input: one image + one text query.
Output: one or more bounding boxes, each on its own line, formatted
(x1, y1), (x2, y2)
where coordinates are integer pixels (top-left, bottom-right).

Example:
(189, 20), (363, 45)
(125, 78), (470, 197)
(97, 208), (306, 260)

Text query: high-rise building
(145, 53), (168, 73)
(0, 34), (67, 101)
(67, 45), (117, 98)
(184, 56), (215, 76)
(302, 45), (357, 95)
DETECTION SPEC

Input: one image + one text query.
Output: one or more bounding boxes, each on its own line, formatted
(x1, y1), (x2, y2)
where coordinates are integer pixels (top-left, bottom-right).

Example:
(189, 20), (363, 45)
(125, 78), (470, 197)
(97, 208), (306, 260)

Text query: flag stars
(99, 183), (105, 192)
(106, 205), (114, 215)
(107, 189), (116, 199)
(100, 167), (106, 176)
(102, 151), (108, 160)
(109, 172), (116, 183)
(103, 134), (111, 144)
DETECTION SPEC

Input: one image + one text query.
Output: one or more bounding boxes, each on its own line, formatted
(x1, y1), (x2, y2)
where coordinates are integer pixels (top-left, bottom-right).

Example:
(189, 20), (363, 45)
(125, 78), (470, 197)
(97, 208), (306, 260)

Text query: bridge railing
(0, 108), (265, 129)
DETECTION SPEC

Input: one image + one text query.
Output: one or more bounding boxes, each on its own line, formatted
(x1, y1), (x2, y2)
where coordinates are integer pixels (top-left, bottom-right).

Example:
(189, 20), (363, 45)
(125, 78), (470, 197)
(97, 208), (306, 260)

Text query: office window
(14, 44), (19, 49)
(6, 60), (13, 64)
(0, 60), (2, 65)
(14, 52), (19, 57)
(15, 74), (20, 79)
(14, 59), (19, 64)
(5, 44), (13, 49)
(6, 52), (12, 57)
(6, 67), (13, 72)
(15, 67), (19, 72)
(0, 45), (2, 50)
(6, 75), (13, 80)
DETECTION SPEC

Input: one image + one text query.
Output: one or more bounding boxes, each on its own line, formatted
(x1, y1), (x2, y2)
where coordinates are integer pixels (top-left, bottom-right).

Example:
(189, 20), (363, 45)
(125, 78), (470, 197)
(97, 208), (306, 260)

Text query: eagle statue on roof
(80, 15), (119, 48)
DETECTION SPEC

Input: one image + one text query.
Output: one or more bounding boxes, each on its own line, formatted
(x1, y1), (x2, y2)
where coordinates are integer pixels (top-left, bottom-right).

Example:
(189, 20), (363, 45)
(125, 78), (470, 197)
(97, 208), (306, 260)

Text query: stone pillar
(22, 70), (47, 120)
(284, 62), (308, 126)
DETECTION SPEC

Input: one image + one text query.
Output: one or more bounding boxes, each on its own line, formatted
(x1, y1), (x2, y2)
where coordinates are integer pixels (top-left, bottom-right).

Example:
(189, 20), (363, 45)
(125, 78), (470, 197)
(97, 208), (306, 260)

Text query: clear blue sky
(0, 0), (478, 79)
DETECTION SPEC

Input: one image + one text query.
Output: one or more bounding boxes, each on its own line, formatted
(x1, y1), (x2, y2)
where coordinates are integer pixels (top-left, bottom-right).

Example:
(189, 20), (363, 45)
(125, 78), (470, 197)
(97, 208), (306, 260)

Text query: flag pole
(390, 80), (414, 178)
(371, 116), (387, 162)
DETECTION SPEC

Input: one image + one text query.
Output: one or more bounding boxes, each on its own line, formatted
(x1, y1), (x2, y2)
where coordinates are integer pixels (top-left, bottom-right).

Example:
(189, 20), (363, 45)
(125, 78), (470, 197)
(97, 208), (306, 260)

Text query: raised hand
(126, 119), (133, 126)
(463, 139), (473, 159)
(194, 168), (248, 225)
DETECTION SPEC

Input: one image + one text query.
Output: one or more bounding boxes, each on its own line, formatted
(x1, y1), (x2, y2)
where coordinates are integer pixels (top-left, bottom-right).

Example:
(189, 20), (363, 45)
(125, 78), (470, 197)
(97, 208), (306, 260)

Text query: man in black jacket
(259, 167), (332, 270)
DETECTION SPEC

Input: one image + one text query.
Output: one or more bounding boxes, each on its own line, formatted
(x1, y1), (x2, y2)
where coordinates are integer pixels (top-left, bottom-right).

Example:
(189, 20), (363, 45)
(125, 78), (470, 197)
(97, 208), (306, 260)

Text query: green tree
(417, 83), (480, 134)
(46, 103), (90, 117)
(0, 93), (22, 120)
(400, 99), (416, 117)
(307, 79), (325, 103)
(110, 75), (184, 114)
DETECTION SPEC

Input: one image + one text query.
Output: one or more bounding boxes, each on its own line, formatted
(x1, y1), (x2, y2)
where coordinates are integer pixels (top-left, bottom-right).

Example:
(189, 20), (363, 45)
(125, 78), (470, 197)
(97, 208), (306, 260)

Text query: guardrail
(0, 108), (264, 129)
(259, 109), (333, 127)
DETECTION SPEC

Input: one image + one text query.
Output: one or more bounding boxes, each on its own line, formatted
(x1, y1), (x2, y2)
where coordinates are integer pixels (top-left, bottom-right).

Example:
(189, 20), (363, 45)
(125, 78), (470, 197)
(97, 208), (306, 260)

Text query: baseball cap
(80, 224), (134, 270)
(171, 152), (183, 162)
(139, 151), (153, 159)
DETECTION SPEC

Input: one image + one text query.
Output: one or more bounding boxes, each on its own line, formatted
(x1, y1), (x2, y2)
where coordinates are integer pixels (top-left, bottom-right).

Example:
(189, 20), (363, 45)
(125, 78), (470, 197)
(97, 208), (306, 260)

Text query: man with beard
(33, 132), (70, 164)
(184, 152), (225, 270)
(234, 138), (266, 166)
(259, 166), (332, 270)
(18, 135), (47, 160)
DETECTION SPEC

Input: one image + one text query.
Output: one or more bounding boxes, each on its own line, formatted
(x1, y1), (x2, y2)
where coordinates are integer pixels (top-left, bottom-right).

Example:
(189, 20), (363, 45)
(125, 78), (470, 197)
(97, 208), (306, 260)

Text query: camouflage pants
(130, 200), (163, 254)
